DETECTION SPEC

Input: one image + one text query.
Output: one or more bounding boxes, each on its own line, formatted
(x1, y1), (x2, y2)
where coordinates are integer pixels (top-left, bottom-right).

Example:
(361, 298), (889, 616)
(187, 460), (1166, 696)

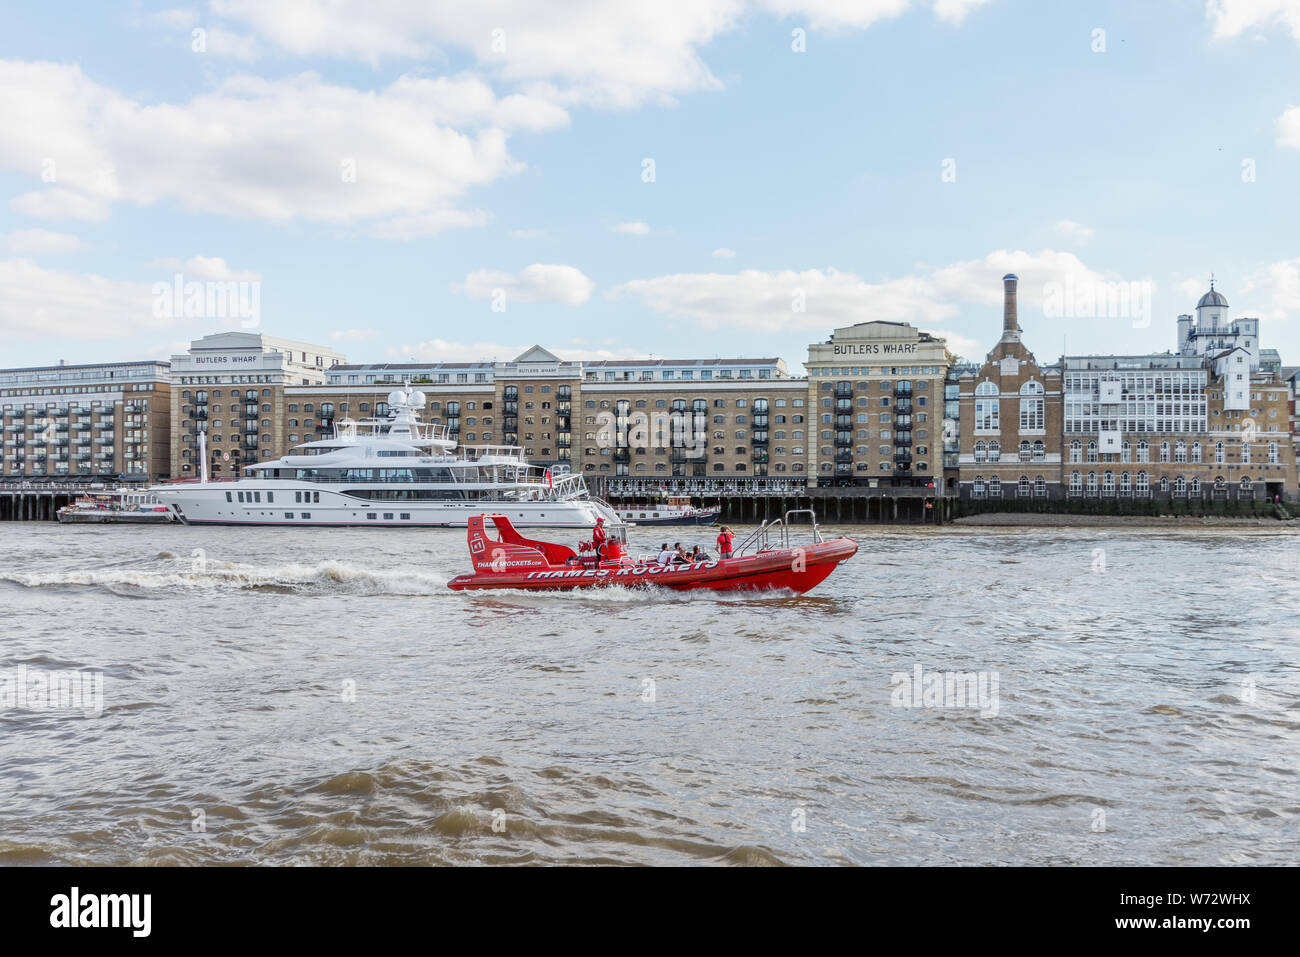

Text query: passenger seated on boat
(656, 544), (673, 565)
(691, 546), (708, 561)
(672, 543), (690, 564)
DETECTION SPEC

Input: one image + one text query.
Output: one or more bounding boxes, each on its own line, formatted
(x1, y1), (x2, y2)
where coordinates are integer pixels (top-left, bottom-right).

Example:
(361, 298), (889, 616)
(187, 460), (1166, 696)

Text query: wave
(0, 557), (448, 596)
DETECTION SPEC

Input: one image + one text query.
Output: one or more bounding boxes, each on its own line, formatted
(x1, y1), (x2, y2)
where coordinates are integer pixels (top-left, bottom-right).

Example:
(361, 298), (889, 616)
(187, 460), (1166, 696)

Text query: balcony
(834, 451), (853, 464)
(894, 401), (913, 415)
(94, 437), (114, 446)
(893, 452), (913, 463)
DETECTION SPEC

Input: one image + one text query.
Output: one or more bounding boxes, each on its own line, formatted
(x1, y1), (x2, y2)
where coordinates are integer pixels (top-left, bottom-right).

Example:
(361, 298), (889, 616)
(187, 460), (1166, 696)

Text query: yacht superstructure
(150, 386), (619, 528)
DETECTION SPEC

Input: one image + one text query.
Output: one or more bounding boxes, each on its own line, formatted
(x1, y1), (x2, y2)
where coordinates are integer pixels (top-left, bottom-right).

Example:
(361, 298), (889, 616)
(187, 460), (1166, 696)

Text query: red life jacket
(717, 530), (734, 550)
(593, 524), (608, 546)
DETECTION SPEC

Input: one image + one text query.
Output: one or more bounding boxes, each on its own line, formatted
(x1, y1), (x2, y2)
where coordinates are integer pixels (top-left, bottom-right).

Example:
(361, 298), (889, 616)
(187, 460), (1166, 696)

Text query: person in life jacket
(591, 517), (608, 560)
(716, 525), (736, 559)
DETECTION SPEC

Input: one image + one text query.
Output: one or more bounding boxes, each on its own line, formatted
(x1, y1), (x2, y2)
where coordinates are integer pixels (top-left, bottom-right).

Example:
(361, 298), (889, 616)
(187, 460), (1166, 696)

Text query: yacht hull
(150, 483), (615, 529)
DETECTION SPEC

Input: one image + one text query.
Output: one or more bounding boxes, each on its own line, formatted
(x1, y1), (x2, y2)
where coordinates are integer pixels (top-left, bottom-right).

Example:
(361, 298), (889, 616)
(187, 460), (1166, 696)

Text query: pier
(598, 480), (958, 524)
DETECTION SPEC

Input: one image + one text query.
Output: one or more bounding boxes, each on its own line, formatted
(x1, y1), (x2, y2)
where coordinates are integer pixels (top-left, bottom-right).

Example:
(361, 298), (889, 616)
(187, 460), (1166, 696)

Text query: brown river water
(0, 521), (1297, 865)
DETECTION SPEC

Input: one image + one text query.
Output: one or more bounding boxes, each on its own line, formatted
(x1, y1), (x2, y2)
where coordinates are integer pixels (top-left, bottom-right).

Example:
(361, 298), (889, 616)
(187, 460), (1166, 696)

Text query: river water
(0, 521), (1297, 866)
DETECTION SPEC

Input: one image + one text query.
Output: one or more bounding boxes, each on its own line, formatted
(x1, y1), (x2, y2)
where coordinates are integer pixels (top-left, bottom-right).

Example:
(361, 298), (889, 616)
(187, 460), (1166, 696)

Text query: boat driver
(591, 517), (608, 560)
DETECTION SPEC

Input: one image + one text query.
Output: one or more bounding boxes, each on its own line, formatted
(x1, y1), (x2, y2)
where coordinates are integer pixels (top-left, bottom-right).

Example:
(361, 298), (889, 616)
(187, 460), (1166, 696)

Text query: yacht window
(400, 513), (411, 520)
(384, 513), (394, 520)
(285, 513), (293, 519)
(225, 492), (232, 502)
(367, 513), (376, 520)
(301, 512), (311, 519)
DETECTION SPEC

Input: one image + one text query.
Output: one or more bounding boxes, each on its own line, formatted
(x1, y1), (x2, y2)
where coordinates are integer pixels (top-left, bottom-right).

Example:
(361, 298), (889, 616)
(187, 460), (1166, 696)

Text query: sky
(2, 0), (1300, 374)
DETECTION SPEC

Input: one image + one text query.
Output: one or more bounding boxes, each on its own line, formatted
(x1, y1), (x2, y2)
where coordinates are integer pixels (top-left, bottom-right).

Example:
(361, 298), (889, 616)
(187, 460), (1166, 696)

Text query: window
(1136, 471), (1149, 495)
(1018, 475), (1031, 497)
(1159, 441), (1170, 463)
(988, 476), (1001, 498)
(972, 475), (986, 499)
(1034, 475), (1046, 497)
(974, 440), (987, 463)
(1068, 470), (1082, 495)
(1190, 441), (1201, 464)
(1019, 381), (1044, 431)
(1069, 439), (1082, 463)
(988, 440), (1001, 463)
(1137, 440), (1149, 463)
(974, 381), (999, 431)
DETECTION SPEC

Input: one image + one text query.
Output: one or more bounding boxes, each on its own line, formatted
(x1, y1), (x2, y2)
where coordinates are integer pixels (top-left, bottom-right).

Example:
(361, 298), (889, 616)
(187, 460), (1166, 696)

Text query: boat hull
(150, 483), (616, 529)
(447, 538), (858, 594)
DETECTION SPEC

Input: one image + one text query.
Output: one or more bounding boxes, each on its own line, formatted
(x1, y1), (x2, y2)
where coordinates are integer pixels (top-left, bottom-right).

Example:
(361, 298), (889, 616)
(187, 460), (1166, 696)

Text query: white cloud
(4, 229), (83, 254)
(615, 221), (650, 235)
(151, 255), (261, 282)
(205, 1), (991, 106)
(0, 60), (565, 233)
(458, 263), (595, 304)
(921, 328), (983, 358)
(713, 247), (736, 258)
(1054, 219), (1094, 244)
(0, 259), (169, 340)
(1207, 0), (1300, 40)
(1276, 105), (1300, 148)
(10, 187), (110, 222)
(1238, 257), (1300, 320)
(611, 249), (1113, 332)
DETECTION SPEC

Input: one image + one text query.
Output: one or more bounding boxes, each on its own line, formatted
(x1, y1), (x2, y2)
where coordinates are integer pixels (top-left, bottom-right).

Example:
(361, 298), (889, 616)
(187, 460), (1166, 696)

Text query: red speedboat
(447, 512), (857, 593)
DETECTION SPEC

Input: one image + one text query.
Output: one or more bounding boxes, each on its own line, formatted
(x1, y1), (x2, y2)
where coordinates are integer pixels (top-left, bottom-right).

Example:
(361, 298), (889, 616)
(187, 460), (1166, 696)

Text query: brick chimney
(1001, 273), (1020, 342)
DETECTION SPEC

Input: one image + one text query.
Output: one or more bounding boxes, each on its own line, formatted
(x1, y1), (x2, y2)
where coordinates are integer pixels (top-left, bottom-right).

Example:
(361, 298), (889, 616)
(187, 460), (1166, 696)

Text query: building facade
(805, 321), (955, 487)
(170, 333), (347, 480)
(958, 275), (1297, 502)
(957, 274), (1066, 500)
(0, 361), (172, 483)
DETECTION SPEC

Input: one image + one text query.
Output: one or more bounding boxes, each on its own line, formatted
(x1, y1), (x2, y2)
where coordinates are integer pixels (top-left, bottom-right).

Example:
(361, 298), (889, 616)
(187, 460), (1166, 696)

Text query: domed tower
(1196, 280), (1227, 331)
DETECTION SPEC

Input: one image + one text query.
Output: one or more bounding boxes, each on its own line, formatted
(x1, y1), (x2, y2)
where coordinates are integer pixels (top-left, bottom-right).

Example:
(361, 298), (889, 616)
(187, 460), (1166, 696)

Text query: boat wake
(0, 557), (448, 597)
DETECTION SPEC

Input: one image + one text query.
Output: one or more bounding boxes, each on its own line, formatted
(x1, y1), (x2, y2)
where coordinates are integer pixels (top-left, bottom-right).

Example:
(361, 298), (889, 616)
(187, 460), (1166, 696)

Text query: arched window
(1159, 441), (1170, 463)
(1120, 440), (1131, 463)
(1190, 441), (1201, 464)
(972, 475), (986, 499)
(1034, 475), (1046, 497)
(1174, 440), (1187, 463)
(1069, 439), (1082, 464)
(1159, 475), (1169, 493)
(1102, 471), (1115, 496)
(1032, 440), (1045, 461)
(1087, 441), (1098, 463)
(1267, 441), (1279, 464)
(1120, 471), (1131, 495)
(974, 381), (999, 431)
(1068, 471), (1082, 495)
(974, 440), (987, 463)
(1174, 476), (1186, 496)
(1086, 471), (1098, 495)
(988, 440), (1001, 462)
(1019, 440), (1031, 461)
(1137, 440), (1149, 463)
(1214, 441), (1225, 464)
(1136, 471), (1149, 494)
(988, 476), (1001, 498)
(1189, 477), (1201, 496)
(1241, 442), (1251, 464)
(1019, 380), (1044, 431)
(1018, 475), (1031, 497)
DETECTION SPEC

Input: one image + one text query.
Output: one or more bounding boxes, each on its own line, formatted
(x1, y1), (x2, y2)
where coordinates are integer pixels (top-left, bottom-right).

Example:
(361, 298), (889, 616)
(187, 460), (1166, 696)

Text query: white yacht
(151, 386), (620, 529)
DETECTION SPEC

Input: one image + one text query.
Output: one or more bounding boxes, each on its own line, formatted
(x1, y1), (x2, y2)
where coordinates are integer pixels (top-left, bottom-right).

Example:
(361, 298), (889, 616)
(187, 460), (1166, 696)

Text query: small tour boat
(615, 495), (720, 526)
(447, 511), (857, 594)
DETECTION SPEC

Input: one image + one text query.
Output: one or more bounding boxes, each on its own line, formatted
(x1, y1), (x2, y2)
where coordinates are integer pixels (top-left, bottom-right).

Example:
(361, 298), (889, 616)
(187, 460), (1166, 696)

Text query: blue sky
(2, 0), (1300, 372)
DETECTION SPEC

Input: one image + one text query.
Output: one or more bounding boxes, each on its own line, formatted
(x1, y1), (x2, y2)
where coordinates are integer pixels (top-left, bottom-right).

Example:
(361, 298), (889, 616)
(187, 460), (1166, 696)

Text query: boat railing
(734, 510), (825, 556)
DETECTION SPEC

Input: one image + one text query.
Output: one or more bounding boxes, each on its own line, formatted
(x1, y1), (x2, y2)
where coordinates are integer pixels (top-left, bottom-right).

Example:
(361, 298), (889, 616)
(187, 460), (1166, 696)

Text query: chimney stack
(1001, 273), (1020, 341)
